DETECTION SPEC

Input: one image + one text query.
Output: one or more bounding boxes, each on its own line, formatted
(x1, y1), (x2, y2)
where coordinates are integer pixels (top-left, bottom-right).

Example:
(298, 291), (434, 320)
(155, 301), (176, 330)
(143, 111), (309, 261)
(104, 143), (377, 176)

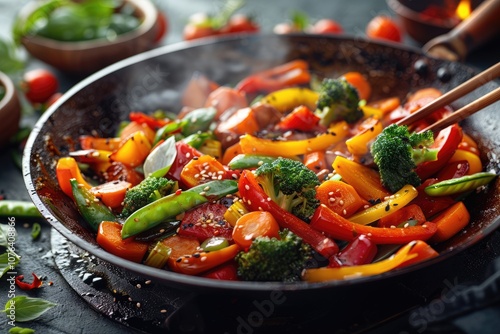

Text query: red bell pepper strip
(310, 204), (437, 244)
(15, 273), (43, 290)
(328, 234), (377, 267)
(410, 179), (456, 219)
(171, 244), (240, 275)
(276, 105), (321, 132)
(235, 60), (311, 94)
(166, 141), (203, 186)
(201, 261), (239, 280)
(238, 170), (339, 258)
(129, 111), (171, 130)
(415, 124), (463, 180)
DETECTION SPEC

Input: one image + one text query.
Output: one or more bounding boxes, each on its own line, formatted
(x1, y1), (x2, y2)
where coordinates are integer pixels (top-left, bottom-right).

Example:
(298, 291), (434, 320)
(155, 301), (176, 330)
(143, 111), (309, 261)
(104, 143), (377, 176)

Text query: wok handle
(423, 0), (500, 61)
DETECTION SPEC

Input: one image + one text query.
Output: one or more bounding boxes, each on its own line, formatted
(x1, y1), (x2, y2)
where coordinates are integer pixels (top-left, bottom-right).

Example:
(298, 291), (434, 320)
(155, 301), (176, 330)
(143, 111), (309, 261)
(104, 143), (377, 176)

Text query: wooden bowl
(18, 0), (160, 75)
(0, 71), (21, 149)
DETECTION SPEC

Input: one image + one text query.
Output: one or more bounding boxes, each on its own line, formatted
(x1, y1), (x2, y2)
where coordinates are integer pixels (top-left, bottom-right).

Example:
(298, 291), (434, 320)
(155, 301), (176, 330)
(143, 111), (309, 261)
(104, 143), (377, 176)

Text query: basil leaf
(9, 326), (35, 334)
(3, 296), (57, 322)
(0, 252), (20, 278)
(143, 136), (177, 178)
(0, 39), (25, 74)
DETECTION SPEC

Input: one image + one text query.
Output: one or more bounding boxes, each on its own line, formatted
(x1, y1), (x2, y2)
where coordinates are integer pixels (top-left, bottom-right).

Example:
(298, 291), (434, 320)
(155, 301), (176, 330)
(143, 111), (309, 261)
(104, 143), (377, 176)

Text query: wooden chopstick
(396, 62), (500, 132)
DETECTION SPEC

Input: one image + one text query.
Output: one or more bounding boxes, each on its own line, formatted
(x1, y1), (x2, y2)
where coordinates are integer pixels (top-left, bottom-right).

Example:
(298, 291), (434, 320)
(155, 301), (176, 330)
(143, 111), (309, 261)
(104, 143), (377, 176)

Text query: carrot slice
(367, 97), (401, 114)
(430, 201), (470, 243)
(342, 72), (372, 101)
(162, 235), (201, 268)
(216, 107), (260, 135)
(97, 221), (148, 263)
(232, 211), (280, 249)
(89, 180), (131, 209)
(316, 180), (369, 218)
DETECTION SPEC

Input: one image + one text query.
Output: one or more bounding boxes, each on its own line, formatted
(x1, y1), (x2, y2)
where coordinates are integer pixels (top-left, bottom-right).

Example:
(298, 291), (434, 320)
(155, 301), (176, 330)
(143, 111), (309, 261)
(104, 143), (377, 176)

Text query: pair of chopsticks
(396, 62), (500, 133)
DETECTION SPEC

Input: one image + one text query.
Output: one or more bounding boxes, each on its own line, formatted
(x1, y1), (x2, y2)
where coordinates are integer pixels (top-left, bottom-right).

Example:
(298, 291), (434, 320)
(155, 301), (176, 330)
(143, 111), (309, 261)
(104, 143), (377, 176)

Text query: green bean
(0, 200), (42, 218)
(122, 179), (238, 239)
(424, 172), (497, 197)
(228, 154), (278, 170)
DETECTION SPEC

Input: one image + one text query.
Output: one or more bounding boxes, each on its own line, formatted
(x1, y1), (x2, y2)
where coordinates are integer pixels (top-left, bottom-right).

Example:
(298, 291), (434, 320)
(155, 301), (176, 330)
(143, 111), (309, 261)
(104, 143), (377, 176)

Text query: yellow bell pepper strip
(332, 155), (391, 202)
(170, 244), (240, 275)
(239, 131), (344, 158)
(448, 149), (482, 175)
(360, 105), (383, 119)
(110, 131), (152, 167)
(303, 241), (419, 282)
(238, 170), (339, 258)
(56, 157), (92, 199)
(235, 60), (311, 94)
(310, 204), (437, 244)
(260, 87), (319, 113)
(349, 184), (419, 225)
(345, 117), (383, 156)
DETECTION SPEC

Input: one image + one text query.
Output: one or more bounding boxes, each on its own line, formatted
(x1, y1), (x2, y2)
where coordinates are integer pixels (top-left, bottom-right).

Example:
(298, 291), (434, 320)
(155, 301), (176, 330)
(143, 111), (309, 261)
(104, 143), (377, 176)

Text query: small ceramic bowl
(18, 0), (160, 75)
(0, 71), (21, 149)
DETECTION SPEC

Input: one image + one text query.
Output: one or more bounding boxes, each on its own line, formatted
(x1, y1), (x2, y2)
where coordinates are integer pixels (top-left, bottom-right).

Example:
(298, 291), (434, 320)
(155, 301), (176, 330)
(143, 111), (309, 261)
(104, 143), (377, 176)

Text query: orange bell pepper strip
(310, 204), (437, 244)
(170, 244), (241, 275)
(97, 221), (149, 263)
(110, 131), (152, 167)
(303, 151), (327, 173)
(395, 240), (439, 269)
(315, 180), (369, 218)
(89, 180), (132, 209)
(56, 157), (92, 199)
(429, 201), (470, 243)
(303, 240), (419, 282)
(79, 135), (122, 151)
(239, 132), (344, 158)
(332, 155), (391, 202)
(236, 60), (311, 94)
(341, 72), (372, 101)
(238, 170), (339, 258)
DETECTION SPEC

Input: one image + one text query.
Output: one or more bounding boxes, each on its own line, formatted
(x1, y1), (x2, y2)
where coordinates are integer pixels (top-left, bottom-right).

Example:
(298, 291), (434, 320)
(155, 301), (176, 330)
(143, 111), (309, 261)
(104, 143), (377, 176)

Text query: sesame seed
(245, 185), (250, 190)
(199, 191), (206, 196)
(136, 284), (142, 289)
(200, 256), (207, 262)
(137, 302), (141, 308)
(145, 280), (151, 285)
(342, 209), (347, 215)
(183, 259), (189, 263)
(160, 309), (167, 313)
(247, 200), (252, 205)
(339, 200), (344, 206)
(186, 152), (191, 159)
(204, 186), (210, 191)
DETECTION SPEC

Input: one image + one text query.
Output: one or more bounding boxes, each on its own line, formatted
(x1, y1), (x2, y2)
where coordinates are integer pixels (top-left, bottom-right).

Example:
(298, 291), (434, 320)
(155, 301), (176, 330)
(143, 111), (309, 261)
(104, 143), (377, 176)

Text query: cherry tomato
(310, 19), (343, 34)
(22, 69), (59, 104)
(366, 16), (402, 42)
(273, 22), (300, 34)
(183, 12), (218, 40)
(154, 11), (168, 43)
(222, 14), (259, 34)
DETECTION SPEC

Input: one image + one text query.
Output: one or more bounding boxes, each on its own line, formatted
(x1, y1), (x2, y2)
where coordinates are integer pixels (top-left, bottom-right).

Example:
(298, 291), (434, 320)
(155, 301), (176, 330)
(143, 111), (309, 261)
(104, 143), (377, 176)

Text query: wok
(23, 34), (500, 300)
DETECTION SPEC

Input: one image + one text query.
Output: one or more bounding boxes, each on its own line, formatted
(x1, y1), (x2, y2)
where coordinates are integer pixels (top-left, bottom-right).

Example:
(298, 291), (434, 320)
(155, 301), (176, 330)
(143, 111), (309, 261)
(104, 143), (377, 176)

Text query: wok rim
(23, 33), (500, 293)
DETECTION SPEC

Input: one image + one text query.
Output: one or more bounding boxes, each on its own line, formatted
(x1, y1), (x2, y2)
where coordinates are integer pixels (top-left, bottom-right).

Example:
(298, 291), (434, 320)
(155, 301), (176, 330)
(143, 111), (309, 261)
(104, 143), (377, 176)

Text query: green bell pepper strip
(424, 172), (497, 196)
(70, 178), (116, 232)
(0, 200), (42, 218)
(121, 180), (238, 239)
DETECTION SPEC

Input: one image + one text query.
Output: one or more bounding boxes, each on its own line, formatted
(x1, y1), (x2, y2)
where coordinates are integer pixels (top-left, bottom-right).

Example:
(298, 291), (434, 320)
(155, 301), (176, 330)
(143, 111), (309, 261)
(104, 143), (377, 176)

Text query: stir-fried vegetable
(53, 61), (497, 283)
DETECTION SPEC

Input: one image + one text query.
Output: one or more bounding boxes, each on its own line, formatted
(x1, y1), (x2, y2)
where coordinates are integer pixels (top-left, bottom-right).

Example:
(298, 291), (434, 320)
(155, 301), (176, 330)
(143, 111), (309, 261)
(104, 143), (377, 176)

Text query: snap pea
(70, 178), (116, 231)
(424, 172), (497, 197)
(180, 107), (216, 136)
(228, 154), (278, 170)
(0, 200), (42, 218)
(121, 179), (238, 239)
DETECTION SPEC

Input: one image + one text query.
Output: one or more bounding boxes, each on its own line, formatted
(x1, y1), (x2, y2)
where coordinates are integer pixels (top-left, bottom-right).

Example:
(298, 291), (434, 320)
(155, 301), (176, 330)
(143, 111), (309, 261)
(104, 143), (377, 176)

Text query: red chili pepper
(129, 111), (171, 130)
(328, 234), (377, 267)
(310, 204), (437, 244)
(415, 124), (463, 180)
(238, 170), (339, 258)
(235, 60), (311, 94)
(15, 273), (43, 290)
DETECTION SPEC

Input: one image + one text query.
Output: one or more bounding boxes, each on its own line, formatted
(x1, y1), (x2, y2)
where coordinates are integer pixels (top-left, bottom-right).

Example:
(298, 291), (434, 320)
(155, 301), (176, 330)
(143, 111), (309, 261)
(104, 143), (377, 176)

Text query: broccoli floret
(371, 124), (438, 193)
(254, 157), (320, 222)
(120, 176), (176, 217)
(235, 229), (312, 282)
(315, 78), (363, 126)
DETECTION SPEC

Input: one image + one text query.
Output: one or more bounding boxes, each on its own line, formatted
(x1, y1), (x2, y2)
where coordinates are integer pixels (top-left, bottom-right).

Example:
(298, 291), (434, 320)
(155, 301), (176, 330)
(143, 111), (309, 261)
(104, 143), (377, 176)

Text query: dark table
(1, 1), (499, 333)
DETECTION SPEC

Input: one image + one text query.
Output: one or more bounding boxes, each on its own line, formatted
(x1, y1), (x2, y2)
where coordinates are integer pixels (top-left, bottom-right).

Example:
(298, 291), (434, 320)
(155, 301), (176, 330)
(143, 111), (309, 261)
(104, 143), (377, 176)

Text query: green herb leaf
(143, 136), (177, 178)
(3, 296), (57, 322)
(0, 251), (20, 278)
(9, 326), (35, 334)
(0, 39), (25, 74)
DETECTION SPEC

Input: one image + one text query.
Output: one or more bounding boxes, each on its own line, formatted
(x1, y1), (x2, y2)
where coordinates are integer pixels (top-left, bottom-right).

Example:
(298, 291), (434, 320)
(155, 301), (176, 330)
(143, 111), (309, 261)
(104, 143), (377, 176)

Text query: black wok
(23, 34), (500, 302)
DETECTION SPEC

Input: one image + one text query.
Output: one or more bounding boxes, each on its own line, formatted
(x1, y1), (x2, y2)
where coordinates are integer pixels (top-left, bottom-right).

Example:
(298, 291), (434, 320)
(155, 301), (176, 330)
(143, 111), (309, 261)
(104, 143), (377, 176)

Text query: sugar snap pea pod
(70, 178), (116, 231)
(227, 154), (278, 170)
(122, 179), (238, 239)
(0, 200), (42, 218)
(424, 172), (497, 197)
(181, 107), (217, 136)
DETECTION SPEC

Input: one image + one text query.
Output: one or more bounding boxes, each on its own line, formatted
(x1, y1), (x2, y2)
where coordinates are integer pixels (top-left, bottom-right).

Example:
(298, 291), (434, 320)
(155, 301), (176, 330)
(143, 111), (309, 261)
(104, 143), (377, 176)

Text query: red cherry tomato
(46, 92), (63, 107)
(273, 22), (300, 34)
(310, 19), (343, 34)
(22, 69), (59, 104)
(154, 11), (168, 43)
(183, 24), (218, 40)
(222, 14), (259, 34)
(366, 16), (402, 42)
